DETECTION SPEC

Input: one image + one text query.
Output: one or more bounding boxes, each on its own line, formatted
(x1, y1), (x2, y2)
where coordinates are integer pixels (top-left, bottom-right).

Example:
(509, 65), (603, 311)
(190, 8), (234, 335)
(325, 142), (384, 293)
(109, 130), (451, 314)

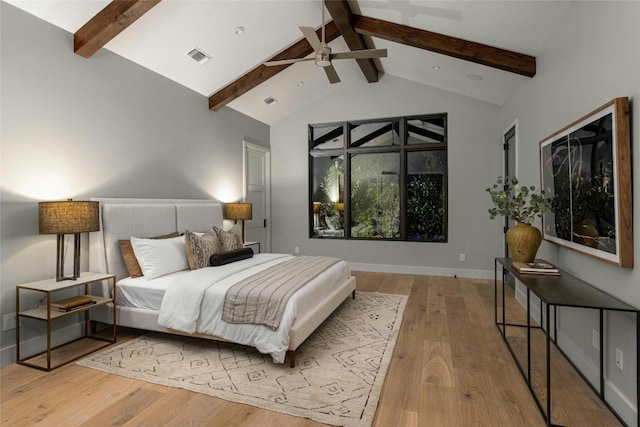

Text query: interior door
(243, 141), (271, 252)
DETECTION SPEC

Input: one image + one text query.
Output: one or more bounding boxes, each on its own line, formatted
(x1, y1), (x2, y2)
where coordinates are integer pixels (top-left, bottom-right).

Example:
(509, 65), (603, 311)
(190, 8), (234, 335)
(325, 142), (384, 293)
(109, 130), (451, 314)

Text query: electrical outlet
(615, 348), (623, 370)
(592, 329), (600, 350)
(294, 246), (300, 254)
(459, 253), (466, 262)
(2, 313), (17, 331)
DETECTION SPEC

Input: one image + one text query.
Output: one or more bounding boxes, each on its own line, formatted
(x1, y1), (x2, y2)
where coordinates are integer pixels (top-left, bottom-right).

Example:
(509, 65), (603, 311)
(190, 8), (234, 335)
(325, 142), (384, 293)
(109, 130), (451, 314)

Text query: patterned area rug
(78, 292), (407, 427)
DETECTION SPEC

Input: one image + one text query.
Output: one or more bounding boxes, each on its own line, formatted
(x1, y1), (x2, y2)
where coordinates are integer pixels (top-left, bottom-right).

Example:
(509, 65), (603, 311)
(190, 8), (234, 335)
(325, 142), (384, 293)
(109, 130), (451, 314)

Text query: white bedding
(116, 253), (351, 363)
(117, 274), (188, 311)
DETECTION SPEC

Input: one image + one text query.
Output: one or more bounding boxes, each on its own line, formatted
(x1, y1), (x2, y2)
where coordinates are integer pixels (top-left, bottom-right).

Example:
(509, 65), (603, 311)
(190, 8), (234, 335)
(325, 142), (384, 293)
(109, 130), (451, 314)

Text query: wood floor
(1, 272), (622, 426)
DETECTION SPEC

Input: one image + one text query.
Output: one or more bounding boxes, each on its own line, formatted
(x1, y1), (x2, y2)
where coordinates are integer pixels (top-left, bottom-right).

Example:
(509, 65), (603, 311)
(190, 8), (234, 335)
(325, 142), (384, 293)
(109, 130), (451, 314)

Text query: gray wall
(0, 4), (269, 364)
(499, 2), (639, 424)
(270, 75), (503, 277)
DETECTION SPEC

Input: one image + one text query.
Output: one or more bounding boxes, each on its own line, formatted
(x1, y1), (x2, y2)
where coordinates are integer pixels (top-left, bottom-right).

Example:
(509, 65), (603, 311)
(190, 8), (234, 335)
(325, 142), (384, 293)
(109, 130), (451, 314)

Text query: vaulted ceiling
(7, 0), (573, 124)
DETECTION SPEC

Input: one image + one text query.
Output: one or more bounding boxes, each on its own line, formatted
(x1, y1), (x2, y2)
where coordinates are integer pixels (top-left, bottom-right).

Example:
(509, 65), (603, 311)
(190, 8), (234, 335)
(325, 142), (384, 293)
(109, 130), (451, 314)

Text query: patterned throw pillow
(185, 230), (220, 270)
(213, 226), (243, 252)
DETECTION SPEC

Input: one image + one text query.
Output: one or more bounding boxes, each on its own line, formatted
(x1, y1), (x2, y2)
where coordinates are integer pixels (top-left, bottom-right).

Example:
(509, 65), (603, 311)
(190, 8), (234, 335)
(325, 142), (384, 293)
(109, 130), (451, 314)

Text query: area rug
(77, 291), (407, 427)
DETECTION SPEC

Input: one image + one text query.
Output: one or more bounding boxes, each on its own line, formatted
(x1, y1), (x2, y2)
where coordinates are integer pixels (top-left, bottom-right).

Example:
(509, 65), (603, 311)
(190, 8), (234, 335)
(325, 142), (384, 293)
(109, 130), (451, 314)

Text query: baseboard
(605, 379), (639, 427)
(0, 322), (83, 368)
(514, 284), (543, 325)
(556, 330), (637, 427)
(350, 262), (493, 279)
(556, 330), (599, 388)
(0, 344), (15, 368)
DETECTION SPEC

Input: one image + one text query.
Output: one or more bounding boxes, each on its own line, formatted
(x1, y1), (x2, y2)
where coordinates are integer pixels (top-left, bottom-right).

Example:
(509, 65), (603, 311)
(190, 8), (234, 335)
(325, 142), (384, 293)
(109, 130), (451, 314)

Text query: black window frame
(309, 113), (448, 242)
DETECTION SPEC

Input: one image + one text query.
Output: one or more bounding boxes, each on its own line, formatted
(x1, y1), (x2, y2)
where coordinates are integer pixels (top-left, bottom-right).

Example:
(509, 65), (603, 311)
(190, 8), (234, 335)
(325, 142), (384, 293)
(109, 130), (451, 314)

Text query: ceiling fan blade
(323, 65), (341, 84)
(332, 48), (388, 60)
(299, 26), (324, 52)
(264, 57), (314, 66)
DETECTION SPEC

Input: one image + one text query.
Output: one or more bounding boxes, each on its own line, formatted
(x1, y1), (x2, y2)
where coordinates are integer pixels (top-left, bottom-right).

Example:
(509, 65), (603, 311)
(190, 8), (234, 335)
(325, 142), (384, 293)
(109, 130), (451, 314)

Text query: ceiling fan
(263, 0), (387, 84)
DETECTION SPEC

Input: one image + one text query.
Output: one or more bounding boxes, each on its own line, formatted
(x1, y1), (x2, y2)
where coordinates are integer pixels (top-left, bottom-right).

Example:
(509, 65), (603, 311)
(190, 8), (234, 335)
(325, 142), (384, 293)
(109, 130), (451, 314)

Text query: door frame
(243, 140), (271, 253)
(502, 120), (518, 290)
(502, 119), (519, 181)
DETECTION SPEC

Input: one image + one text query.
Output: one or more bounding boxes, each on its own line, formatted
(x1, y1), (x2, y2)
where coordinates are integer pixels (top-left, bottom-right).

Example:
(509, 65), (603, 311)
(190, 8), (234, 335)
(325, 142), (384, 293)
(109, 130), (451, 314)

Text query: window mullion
(344, 123), (350, 239)
(399, 119), (407, 240)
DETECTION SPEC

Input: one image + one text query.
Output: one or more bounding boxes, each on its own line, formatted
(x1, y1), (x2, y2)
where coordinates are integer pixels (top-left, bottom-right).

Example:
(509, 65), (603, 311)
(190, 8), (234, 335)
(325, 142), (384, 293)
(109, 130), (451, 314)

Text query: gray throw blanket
(222, 256), (341, 330)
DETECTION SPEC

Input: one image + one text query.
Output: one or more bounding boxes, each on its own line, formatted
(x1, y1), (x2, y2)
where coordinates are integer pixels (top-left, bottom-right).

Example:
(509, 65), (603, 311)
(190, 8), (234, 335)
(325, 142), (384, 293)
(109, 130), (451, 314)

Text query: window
(309, 114), (448, 242)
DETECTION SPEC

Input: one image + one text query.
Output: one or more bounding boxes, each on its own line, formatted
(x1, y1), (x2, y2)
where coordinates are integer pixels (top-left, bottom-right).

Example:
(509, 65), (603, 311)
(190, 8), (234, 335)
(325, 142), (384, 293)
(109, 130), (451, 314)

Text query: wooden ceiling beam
(209, 9), (536, 112)
(324, 0), (380, 83)
(352, 14), (536, 77)
(208, 21), (341, 112)
(74, 0), (161, 58)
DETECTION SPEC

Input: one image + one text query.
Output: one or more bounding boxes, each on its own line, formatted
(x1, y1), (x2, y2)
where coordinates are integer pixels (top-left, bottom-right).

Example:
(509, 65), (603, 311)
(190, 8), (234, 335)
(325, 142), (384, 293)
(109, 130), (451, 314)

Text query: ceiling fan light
(315, 45), (332, 68)
(316, 58), (331, 68)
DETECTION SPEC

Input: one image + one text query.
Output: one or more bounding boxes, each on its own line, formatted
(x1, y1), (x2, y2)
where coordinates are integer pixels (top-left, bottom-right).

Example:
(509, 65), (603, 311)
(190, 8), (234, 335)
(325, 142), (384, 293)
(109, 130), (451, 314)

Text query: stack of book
(51, 295), (96, 312)
(512, 261), (560, 275)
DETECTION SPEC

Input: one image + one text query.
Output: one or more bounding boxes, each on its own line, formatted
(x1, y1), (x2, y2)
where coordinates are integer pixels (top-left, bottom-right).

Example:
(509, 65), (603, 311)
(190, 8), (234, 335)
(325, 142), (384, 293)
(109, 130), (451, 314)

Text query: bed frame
(88, 198), (356, 366)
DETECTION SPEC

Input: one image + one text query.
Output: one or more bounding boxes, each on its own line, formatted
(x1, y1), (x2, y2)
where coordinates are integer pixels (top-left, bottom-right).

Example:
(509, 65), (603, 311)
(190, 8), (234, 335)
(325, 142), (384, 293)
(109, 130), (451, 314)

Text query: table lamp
(38, 200), (100, 281)
(223, 202), (252, 242)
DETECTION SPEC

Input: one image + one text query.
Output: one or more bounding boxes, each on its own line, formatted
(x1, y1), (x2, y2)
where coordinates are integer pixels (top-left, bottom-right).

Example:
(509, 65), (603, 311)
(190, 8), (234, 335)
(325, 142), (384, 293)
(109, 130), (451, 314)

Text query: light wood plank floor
(1, 272), (622, 426)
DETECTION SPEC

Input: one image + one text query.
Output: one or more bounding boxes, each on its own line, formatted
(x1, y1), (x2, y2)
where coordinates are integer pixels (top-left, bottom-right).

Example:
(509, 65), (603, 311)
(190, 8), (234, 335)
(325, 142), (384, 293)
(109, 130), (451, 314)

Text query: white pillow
(130, 235), (189, 279)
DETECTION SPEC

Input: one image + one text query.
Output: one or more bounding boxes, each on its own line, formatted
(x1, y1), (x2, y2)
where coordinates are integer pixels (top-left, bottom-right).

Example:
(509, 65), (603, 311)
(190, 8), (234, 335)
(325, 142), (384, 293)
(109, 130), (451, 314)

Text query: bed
(88, 198), (356, 366)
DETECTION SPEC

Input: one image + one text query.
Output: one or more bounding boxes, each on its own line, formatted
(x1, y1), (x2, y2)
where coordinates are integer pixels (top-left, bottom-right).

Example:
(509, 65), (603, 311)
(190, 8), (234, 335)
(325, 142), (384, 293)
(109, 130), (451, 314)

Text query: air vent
(263, 96), (278, 106)
(185, 47), (211, 65)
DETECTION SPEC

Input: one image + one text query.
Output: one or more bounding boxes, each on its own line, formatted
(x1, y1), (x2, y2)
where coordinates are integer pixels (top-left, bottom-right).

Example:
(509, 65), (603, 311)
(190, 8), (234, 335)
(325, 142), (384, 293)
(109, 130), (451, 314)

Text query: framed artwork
(540, 97), (633, 268)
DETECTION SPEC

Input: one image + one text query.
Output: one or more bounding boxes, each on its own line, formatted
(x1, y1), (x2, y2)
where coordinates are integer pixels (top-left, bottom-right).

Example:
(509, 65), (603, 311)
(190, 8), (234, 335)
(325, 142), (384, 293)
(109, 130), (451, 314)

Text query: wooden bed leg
(352, 290), (356, 299)
(288, 350), (296, 368)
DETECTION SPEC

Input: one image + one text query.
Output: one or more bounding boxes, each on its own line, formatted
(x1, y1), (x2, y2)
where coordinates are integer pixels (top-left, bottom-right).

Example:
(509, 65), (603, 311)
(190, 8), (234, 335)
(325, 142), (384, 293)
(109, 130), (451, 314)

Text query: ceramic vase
(506, 223), (542, 263)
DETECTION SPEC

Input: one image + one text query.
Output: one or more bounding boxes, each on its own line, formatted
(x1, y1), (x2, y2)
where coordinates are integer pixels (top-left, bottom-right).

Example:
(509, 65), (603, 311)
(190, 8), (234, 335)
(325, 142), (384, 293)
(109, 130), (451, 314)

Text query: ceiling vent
(185, 47), (211, 65)
(263, 96), (278, 106)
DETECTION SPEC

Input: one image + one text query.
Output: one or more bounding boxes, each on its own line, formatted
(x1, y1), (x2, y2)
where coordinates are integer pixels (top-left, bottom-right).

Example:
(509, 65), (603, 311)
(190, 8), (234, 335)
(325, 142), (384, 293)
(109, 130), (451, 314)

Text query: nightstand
(243, 241), (261, 254)
(16, 272), (116, 371)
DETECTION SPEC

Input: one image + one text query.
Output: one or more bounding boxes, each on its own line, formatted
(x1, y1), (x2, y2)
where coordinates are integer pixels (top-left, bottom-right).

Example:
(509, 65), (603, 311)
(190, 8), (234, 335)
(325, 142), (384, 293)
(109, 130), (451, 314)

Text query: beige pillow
(213, 226), (243, 252)
(185, 230), (220, 270)
(119, 232), (179, 278)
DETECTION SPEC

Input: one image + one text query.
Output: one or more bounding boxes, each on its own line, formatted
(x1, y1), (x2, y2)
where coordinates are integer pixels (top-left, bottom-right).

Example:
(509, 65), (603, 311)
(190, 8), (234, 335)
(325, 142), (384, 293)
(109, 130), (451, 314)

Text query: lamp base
(56, 234), (81, 282)
(239, 219), (245, 243)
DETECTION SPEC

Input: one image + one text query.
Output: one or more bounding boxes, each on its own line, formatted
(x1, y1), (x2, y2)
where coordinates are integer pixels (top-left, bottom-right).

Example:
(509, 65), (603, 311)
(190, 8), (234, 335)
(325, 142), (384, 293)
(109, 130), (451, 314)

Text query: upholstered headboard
(89, 198), (224, 281)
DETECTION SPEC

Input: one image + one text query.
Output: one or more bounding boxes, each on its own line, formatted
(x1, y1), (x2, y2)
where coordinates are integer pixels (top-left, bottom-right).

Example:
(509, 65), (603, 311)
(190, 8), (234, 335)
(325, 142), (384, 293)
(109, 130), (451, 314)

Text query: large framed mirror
(540, 97), (632, 268)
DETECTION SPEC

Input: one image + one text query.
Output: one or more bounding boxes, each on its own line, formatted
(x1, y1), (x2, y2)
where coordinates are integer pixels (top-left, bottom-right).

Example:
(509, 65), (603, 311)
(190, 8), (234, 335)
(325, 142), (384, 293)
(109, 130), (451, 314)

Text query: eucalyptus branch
(486, 176), (553, 224)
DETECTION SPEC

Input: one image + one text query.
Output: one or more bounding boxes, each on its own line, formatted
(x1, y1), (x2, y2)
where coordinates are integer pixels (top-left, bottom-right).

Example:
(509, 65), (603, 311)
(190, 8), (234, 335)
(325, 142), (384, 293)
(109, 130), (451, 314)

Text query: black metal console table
(494, 257), (639, 427)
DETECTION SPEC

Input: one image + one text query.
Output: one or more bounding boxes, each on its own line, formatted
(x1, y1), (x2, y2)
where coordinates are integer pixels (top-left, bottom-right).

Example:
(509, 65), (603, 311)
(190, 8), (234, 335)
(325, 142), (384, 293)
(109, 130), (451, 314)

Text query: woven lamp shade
(223, 203), (252, 221)
(39, 200), (100, 234)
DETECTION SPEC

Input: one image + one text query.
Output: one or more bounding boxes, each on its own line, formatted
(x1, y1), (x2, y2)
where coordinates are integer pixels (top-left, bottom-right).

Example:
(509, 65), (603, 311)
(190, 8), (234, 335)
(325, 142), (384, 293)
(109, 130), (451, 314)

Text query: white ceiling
(7, 0), (573, 125)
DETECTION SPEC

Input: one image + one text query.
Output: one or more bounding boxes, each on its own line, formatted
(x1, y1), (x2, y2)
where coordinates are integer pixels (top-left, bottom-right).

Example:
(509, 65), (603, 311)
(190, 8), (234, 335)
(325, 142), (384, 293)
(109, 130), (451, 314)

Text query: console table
(494, 257), (639, 427)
